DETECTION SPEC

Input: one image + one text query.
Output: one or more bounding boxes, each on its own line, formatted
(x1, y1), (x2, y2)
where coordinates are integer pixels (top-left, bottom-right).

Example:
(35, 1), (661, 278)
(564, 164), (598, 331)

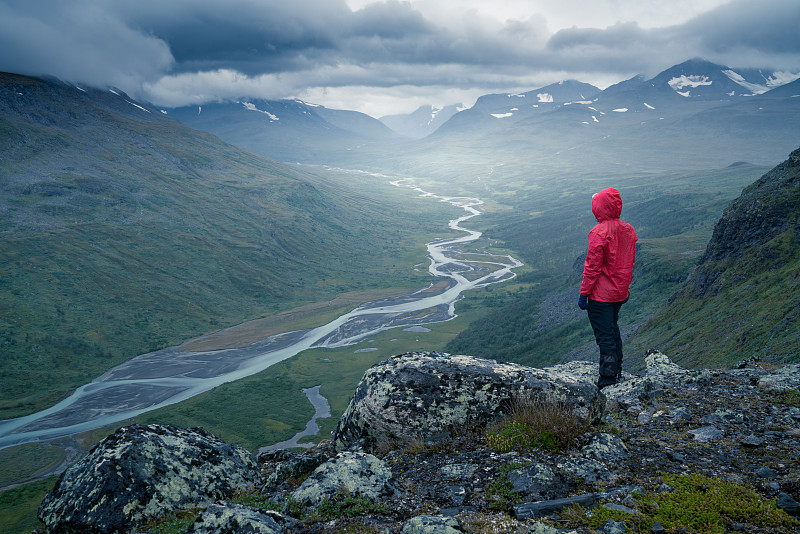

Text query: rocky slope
(633, 147), (800, 367)
(36, 352), (800, 533)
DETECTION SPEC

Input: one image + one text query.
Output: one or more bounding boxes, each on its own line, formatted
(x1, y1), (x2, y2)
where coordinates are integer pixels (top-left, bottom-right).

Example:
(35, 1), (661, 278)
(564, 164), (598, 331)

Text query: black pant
(587, 299), (624, 386)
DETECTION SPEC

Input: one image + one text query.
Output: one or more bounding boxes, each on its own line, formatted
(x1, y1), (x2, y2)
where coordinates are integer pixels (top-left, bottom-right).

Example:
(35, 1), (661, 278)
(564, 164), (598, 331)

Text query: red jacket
(579, 188), (637, 302)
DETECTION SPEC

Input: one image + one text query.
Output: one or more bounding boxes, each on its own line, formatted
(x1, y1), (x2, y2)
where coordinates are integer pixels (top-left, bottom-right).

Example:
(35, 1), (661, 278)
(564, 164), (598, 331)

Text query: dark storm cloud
(0, 0), (798, 111)
(115, 0), (351, 75)
(544, 0), (800, 75)
(679, 0), (800, 57)
(0, 0), (173, 94)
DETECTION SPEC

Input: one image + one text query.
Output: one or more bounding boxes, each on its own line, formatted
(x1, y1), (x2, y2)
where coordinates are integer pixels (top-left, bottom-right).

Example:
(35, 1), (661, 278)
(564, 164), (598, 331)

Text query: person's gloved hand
(578, 294), (588, 310)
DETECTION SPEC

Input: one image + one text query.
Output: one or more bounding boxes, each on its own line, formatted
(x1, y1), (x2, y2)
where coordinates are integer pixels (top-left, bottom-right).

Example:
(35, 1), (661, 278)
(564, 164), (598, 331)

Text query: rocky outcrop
(332, 352), (605, 451)
(290, 451), (399, 506)
(35, 352), (800, 533)
(697, 146), (800, 272)
(38, 424), (259, 533)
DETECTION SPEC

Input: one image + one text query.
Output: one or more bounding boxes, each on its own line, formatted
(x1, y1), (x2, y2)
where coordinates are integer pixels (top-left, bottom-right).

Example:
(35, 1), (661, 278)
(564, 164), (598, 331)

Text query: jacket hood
(591, 188), (623, 222)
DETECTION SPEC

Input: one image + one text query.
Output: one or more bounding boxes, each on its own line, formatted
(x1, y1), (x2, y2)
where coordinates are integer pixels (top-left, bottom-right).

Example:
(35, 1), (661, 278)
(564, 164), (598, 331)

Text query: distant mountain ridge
(165, 98), (401, 163)
(379, 103), (465, 139)
(153, 58), (799, 171)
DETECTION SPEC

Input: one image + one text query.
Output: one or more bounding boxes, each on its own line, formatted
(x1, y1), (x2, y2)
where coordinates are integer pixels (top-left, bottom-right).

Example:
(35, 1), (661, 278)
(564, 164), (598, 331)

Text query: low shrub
(486, 395), (589, 453)
(310, 487), (388, 521)
(563, 472), (800, 533)
(140, 509), (202, 534)
(637, 472), (800, 533)
(485, 462), (529, 512)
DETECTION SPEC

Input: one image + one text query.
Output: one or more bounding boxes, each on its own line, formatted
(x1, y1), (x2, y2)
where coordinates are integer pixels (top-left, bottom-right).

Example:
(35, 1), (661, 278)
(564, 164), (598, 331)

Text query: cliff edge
(37, 351), (800, 533)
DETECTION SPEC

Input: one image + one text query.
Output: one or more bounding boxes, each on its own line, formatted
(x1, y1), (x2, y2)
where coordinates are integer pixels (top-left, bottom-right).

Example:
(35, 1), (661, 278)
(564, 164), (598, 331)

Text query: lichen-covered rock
(582, 433), (630, 463)
(290, 451), (398, 506)
(400, 514), (462, 534)
(557, 457), (612, 484)
(38, 424), (259, 533)
(528, 521), (561, 534)
(186, 503), (292, 534)
(757, 363), (800, 391)
(332, 352), (604, 450)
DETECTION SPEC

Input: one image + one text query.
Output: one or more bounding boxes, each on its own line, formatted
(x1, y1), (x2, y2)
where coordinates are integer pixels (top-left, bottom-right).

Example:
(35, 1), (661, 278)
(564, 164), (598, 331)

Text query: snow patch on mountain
(767, 71), (800, 86)
(722, 70), (768, 95)
(491, 113), (513, 119)
(669, 75), (713, 92)
(644, 103), (655, 109)
(537, 93), (554, 103)
(241, 102), (279, 121)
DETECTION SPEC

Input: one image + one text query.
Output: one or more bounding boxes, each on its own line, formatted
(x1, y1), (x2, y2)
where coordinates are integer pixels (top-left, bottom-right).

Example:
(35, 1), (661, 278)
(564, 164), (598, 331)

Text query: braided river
(0, 178), (522, 450)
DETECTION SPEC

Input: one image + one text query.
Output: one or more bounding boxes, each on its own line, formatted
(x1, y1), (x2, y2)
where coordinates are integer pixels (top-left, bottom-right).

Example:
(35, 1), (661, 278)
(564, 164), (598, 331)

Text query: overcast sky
(1, 0), (799, 117)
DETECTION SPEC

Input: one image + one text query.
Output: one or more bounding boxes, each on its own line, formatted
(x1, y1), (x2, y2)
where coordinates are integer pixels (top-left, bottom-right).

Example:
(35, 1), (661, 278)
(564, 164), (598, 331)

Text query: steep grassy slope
(444, 164), (768, 368)
(629, 148), (800, 366)
(0, 73), (457, 419)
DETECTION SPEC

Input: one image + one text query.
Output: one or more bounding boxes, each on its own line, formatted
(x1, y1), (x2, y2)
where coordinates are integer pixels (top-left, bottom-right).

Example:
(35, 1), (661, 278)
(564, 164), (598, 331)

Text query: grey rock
(777, 492), (800, 516)
(400, 514), (462, 534)
(701, 408), (744, 424)
(508, 463), (571, 500)
(688, 425), (723, 442)
(755, 466), (777, 479)
(666, 450), (685, 463)
(600, 519), (628, 534)
(582, 433), (629, 463)
(557, 457), (611, 484)
(186, 503), (291, 534)
(333, 352), (605, 451)
(513, 493), (596, 520)
(669, 407), (692, 422)
(291, 451), (397, 506)
(740, 435), (764, 448)
(440, 463), (477, 481)
(528, 521), (561, 534)
(445, 485), (467, 506)
(38, 424), (259, 534)
(650, 521), (666, 532)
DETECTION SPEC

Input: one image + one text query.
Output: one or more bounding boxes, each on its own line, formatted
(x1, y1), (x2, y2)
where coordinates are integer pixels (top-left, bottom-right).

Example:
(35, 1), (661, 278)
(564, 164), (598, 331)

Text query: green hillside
(0, 74), (458, 420)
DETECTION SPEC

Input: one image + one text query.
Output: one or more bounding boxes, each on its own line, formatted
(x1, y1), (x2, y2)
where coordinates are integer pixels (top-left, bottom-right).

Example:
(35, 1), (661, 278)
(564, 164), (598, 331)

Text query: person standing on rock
(577, 188), (637, 389)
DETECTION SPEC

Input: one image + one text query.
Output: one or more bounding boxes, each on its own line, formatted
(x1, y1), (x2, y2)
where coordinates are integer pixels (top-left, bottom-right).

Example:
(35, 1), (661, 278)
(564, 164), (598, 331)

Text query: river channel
(0, 179), (522, 450)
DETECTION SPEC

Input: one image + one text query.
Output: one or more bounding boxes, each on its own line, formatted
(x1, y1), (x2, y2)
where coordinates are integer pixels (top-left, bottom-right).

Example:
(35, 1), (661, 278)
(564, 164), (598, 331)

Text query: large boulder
(332, 352), (604, 451)
(38, 424), (259, 533)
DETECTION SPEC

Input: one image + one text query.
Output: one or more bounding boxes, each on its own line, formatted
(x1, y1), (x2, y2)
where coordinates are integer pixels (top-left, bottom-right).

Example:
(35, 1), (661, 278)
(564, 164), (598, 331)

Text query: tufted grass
(140, 509), (202, 534)
(486, 395), (590, 453)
